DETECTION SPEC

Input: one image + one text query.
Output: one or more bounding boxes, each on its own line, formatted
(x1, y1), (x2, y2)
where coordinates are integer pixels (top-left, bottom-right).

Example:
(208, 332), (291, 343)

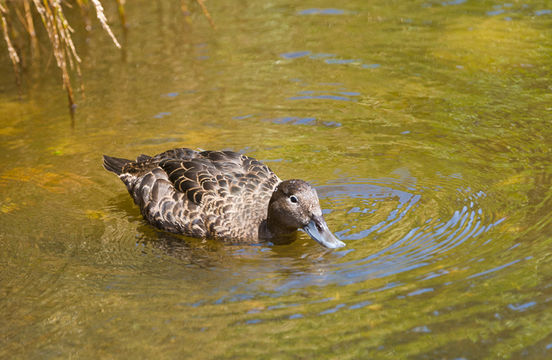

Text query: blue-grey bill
(303, 216), (346, 249)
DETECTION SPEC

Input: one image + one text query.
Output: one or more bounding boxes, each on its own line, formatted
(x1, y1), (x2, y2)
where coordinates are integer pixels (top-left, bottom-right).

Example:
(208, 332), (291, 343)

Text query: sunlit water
(1, 0), (552, 358)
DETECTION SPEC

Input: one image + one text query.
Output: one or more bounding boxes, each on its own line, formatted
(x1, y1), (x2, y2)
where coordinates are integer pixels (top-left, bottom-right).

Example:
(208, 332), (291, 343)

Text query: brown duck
(103, 148), (345, 249)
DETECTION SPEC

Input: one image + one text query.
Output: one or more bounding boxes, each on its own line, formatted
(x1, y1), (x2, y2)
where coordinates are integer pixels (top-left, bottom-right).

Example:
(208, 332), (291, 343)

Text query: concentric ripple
(320, 179), (505, 284)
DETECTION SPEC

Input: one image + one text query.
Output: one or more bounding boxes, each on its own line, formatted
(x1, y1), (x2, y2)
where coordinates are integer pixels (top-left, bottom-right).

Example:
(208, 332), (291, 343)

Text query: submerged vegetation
(0, 0), (213, 111)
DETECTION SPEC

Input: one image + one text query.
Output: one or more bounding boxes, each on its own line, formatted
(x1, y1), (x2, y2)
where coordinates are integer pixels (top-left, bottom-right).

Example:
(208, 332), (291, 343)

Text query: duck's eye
(289, 195), (298, 204)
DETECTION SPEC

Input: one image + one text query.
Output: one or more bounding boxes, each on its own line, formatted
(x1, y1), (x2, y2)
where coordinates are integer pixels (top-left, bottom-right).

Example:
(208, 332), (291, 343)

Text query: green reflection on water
(1, 0), (552, 358)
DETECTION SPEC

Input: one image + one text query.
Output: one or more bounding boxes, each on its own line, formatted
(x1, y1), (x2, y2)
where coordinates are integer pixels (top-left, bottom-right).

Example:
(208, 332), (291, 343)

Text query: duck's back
(103, 148), (281, 242)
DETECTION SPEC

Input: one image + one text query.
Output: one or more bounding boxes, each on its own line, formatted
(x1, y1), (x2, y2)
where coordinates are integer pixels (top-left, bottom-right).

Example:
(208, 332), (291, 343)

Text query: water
(1, 0), (552, 358)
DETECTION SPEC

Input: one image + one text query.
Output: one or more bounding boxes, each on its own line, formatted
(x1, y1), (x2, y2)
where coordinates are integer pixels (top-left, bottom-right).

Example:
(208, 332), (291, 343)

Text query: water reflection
(280, 50), (381, 71)
(297, 9), (348, 15)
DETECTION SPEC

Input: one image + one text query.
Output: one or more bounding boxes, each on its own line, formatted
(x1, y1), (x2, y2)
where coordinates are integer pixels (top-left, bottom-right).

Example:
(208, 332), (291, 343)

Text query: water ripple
(263, 176), (507, 291)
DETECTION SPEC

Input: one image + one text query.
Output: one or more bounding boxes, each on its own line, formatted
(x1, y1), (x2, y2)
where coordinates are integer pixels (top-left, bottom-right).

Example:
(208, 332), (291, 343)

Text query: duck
(103, 148), (345, 249)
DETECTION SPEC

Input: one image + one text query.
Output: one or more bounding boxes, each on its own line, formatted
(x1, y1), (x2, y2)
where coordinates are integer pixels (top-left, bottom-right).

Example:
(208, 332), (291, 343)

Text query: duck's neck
(259, 219), (297, 245)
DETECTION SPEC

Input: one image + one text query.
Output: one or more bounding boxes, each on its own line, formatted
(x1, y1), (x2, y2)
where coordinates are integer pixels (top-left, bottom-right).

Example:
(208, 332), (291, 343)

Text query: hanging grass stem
(1, 2), (21, 83)
(1, 1), (215, 112)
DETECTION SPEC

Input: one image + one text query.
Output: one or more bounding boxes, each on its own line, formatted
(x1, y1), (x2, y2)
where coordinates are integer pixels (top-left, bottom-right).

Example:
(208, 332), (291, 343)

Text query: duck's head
(267, 179), (345, 249)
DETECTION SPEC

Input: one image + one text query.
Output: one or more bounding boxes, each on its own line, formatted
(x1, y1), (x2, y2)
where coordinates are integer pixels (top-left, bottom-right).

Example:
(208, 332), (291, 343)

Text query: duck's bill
(303, 215), (346, 249)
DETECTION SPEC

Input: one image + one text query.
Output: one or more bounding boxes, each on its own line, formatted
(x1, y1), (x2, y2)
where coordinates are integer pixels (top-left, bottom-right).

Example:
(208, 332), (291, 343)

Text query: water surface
(1, 0), (552, 358)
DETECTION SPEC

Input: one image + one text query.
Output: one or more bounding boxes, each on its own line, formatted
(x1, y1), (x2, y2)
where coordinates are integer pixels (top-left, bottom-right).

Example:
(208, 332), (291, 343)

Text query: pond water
(1, 0), (552, 358)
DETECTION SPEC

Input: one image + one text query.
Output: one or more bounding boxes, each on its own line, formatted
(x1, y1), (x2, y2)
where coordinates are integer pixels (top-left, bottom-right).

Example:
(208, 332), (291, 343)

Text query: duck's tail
(103, 155), (132, 175)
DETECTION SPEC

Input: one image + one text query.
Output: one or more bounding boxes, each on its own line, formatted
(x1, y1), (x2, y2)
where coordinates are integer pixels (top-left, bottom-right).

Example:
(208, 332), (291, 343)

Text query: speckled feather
(104, 148), (281, 243)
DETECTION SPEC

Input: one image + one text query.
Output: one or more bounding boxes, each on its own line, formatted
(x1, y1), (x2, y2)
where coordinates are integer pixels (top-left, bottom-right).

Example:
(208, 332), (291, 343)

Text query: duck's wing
(158, 158), (219, 206)
(158, 150), (280, 207)
(150, 148), (199, 162)
(117, 148), (200, 177)
(155, 150), (280, 240)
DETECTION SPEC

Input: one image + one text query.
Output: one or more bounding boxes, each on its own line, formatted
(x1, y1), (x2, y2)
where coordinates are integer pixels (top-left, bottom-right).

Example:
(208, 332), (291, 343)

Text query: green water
(1, 0), (552, 358)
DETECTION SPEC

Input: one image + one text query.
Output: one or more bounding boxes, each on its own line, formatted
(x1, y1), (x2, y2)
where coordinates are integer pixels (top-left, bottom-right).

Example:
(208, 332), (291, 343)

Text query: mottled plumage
(103, 148), (345, 248)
